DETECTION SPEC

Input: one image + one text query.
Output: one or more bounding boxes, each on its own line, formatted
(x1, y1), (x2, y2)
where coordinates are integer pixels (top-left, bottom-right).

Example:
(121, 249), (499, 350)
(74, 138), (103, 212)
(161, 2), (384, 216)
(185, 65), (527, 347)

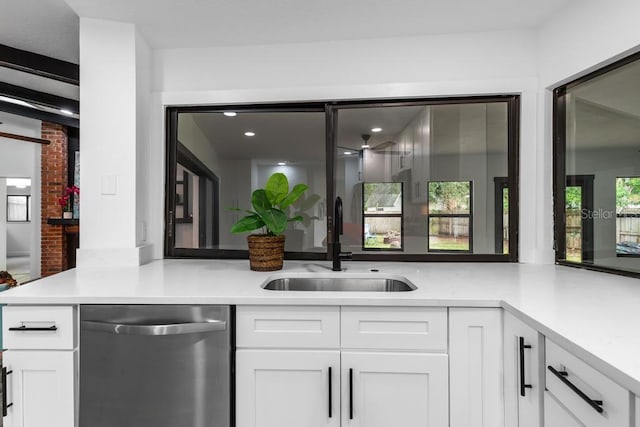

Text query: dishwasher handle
(81, 319), (227, 336)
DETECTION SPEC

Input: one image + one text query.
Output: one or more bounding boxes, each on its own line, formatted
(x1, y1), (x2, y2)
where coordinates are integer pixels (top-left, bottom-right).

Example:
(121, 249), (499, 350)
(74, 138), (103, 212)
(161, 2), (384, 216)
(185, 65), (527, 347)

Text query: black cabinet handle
(2, 367), (13, 417)
(548, 366), (603, 413)
(519, 337), (532, 396)
(349, 368), (354, 420)
(8, 325), (57, 332)
(328, 367), (332, 418)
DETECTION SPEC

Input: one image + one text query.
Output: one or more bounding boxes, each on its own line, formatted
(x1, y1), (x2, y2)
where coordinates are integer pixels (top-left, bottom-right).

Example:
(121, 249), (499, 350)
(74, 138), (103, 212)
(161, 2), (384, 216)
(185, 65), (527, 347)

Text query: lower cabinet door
(503, 312), (542, 427)
(341, 351), (448, 427)
(449, 308), (503, 427)
(3, 350), (76, 427)
(236, 349), (340, 427)
(544, 391), (584, 427)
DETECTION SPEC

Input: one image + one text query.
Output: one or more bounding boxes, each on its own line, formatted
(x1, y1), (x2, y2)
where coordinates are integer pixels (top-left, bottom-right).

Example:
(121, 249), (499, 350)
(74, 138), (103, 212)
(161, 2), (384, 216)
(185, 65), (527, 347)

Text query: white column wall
(77, 18), (153, 266)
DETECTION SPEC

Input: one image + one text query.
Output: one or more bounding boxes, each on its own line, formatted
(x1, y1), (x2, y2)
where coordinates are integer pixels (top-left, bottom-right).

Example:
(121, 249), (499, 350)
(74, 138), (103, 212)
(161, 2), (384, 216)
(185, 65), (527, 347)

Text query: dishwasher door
(79, 305), (233, 427)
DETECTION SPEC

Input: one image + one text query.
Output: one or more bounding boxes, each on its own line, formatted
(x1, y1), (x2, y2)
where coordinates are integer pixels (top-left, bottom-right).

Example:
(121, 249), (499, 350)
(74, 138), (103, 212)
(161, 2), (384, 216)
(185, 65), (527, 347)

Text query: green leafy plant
(230, 173), (309, 236)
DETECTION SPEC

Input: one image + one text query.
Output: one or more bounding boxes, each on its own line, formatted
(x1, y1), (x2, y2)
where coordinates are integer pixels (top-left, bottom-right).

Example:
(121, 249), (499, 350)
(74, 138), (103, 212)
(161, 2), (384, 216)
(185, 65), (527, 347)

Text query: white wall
(0, 179), (6, 270)
(148, 29), (540, 261)
(0, 112), (42, 278)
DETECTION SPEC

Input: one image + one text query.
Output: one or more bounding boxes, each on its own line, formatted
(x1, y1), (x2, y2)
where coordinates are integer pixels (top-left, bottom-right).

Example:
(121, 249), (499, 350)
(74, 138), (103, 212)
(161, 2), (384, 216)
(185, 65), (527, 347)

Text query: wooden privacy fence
(367, 217), (399, 234)
(566, 210), (582, 251)
(429, 217), (469, 237)
(566, 209), (640, 245)
(617, 215), (640, 244)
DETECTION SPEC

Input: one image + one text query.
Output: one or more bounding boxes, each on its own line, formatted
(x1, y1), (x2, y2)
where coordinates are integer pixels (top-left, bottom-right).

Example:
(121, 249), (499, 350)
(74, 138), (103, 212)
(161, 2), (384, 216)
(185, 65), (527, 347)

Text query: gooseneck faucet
(332, 196), (352, 271)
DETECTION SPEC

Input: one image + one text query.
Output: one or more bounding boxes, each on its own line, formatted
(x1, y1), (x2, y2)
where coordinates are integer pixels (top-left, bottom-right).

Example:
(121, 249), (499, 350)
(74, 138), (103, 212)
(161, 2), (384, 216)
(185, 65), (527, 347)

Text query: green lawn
(429, 236), (469, 251)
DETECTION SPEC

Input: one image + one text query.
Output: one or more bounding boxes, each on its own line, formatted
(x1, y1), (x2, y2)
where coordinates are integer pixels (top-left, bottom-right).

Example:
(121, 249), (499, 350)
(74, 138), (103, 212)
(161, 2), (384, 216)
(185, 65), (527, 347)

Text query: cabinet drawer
(3, 305), (77, 350)
(236, 306), (340, 348)
(341, 307), (447, 351)
(545, 339), (629, 427)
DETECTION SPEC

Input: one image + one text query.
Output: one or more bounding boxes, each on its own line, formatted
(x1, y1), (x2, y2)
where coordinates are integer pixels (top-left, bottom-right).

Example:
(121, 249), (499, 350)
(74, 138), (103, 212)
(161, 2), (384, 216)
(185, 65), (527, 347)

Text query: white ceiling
(0, 0), (79, 62)
(62, 0), (571, 49)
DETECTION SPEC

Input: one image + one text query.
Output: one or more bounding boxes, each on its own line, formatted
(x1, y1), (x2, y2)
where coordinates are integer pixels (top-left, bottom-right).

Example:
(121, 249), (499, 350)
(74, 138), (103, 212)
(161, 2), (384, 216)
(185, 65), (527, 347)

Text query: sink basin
(262, 277), (416, 292)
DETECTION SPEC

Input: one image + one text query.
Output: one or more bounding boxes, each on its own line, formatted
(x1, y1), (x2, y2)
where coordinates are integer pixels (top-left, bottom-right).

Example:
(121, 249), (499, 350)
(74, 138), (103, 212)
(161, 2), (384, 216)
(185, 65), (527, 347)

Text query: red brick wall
(41, 122), (68, 277)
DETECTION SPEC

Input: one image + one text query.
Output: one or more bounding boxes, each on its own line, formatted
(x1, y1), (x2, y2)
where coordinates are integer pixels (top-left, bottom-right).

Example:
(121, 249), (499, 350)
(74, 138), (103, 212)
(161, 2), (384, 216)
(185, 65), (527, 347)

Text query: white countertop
(1, 259), (640, 396)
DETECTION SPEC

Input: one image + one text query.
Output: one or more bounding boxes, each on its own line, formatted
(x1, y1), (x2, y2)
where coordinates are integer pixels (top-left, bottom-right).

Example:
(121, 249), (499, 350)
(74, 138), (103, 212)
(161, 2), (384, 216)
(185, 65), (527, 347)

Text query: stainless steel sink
(262, 277), (416, 292)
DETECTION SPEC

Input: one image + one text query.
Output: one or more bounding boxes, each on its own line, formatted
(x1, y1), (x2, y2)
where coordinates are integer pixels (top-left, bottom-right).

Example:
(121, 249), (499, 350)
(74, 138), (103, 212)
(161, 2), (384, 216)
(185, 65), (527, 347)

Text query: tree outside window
(428, 181), (472, 252)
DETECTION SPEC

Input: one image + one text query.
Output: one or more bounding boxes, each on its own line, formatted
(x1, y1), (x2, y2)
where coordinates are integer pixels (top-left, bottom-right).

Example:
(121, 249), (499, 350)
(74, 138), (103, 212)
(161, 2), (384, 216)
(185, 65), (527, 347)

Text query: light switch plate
(101, 175), (117, 195)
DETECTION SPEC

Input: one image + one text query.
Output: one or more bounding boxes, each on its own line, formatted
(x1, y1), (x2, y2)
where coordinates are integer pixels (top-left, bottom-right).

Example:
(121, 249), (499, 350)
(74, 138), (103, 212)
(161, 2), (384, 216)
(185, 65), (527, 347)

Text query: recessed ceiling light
(60, 109), (74, 115)
(244, 131), (255, 137)
(371, 127), (382, 133)
(344, 151), (352, 155)
(277, 162), (286, 166)
(223, 112), (237, 117)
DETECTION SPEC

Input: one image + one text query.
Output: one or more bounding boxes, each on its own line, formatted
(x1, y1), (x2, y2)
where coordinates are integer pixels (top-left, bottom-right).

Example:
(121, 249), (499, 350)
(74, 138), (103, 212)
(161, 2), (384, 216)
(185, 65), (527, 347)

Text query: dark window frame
(565, 175), (595, 263)
(165, 95), (520, 262)
(553, 50), (640, 278)
(494, 177), (508, 254)
(6, 195), (31, 222)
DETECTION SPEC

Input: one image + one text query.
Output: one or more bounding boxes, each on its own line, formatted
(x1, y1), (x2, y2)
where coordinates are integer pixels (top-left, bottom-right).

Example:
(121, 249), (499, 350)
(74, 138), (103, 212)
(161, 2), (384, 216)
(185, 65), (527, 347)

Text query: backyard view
(363, 183), (403, 250)
(616, 177), (640, 256)
(565, 185), (583, 262)
(428, 181), (471, 251)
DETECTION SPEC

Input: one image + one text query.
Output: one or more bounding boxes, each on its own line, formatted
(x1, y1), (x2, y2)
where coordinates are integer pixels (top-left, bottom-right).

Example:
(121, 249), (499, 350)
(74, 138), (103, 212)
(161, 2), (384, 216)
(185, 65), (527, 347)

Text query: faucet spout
(332, 196), (352, 271)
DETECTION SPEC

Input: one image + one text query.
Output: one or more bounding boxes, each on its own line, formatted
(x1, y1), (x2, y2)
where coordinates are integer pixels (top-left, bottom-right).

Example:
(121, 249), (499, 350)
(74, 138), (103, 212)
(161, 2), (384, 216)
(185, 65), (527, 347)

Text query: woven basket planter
(247, 235), (286, 271)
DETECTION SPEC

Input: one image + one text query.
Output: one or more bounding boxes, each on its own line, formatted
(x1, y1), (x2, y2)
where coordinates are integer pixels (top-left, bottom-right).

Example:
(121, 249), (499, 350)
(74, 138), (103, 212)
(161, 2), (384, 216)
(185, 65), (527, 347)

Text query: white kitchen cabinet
(341, 351), (448, 427)
(544, 392), (584, 427)
(2, 350), (76, 427)
(503, 312), (542, 427)
(2, 305), (77, 427)
(545, 338), (630, 427)
(236, 349), (340, 427)
(236, 305), (450, 427)
(449, 308), (503, 427)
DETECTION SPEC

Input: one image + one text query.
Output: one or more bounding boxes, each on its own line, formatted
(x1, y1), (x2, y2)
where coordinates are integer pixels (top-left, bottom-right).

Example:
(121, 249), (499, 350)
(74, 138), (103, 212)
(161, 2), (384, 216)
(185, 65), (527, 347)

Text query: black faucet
(332, 196), (352, 271)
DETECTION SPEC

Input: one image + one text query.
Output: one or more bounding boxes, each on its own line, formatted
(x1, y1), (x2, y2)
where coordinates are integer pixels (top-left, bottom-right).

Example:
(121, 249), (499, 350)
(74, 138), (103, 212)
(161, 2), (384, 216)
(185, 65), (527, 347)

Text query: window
(554, 52), (640, 276)
(7, 195), (31, 222)
(166, 96), (519, 261)
(363, 182), (403, 250)
(616, 177), (640, 257)
(427, 181), (472, 252)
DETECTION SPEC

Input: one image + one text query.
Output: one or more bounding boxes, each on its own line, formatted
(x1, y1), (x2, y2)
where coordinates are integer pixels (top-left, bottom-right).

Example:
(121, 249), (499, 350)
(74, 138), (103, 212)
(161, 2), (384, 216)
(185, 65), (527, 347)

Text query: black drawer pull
(548, 366), (603, 413)
(328, 367), (332, 418)
(349, 368), (354, 419)
(2, 367), (13, 417)
(519, 337), (532, 397)
(9, 325), (57, 332)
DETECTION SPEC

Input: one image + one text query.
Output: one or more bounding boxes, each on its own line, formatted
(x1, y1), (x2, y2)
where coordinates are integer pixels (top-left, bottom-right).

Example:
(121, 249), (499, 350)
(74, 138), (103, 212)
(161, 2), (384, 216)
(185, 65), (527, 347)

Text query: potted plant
(58, 185), (79, 219)
(230, 173), (308, 271)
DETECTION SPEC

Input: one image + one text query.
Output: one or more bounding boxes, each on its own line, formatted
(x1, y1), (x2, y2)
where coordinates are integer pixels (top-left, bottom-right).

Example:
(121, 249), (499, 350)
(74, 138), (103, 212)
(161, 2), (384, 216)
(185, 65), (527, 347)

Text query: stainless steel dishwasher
(79, 305), (233, 427)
